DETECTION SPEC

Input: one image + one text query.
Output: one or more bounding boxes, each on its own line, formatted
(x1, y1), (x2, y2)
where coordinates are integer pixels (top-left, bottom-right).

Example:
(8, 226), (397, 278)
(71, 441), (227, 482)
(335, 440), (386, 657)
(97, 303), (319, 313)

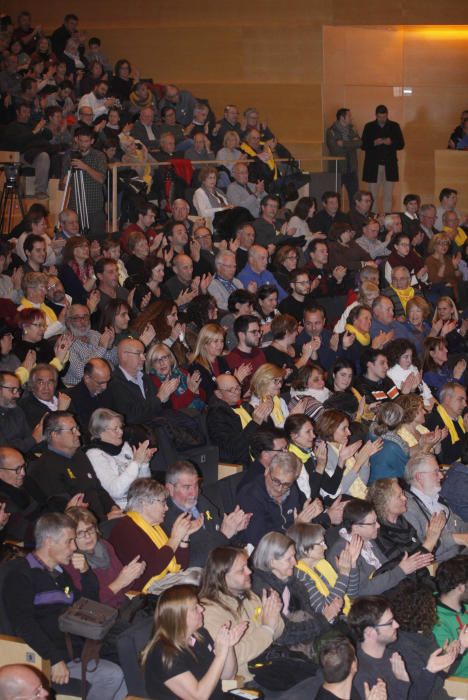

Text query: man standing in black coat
(362, 105), (405, 215)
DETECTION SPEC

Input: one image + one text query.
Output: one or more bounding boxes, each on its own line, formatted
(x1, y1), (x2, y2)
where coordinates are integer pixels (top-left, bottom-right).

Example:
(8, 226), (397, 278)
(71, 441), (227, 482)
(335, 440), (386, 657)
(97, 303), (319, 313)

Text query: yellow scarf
(296, 559), (351, 615)
(271, 395), (286, 427)
(345, 323), (370, 346)
(233, 405), (252, 429)
(19, 298), (58, 324)
(288, 442), (311, 464)
(126, 511), (181, 592)
(329, 443), (367, 499)
(443, 225), (467, 248)
(390, 285), (414, 312)
(241, 142), (278, 180)
(436, 404), (465, 447)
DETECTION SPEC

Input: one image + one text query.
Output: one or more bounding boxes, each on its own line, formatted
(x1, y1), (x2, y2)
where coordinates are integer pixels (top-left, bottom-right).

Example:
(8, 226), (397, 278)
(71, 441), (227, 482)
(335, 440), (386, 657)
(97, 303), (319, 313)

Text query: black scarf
(86, 439), (123, 456)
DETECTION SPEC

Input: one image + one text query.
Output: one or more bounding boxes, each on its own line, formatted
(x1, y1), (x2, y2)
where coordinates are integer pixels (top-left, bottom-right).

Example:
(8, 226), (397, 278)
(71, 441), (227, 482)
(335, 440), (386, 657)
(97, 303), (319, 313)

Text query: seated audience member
(58, 236), (96, 305)
(326, 499), (432, 596)
(422, 337), (466, 401)
(130, 107), (159, 152)
(328, 221), (371, 272)
(251, 532), (332, 649)
(108, 478), (202, 592)
(278, 268), (313, 322)
(107, 338), (164, 425)
(17, 273), (65, 339)
(339, 305), (379, 374)
(240, 130), (279, 194)
(355, 348), (399, 405)
(404, 453), (468, 562)
(248, 363), (289, 428)
(86, 408), (154, 509)
(316, 409), (382, 499)
(315, 635), (387, 700)
(146, 343), (205, 410)
(382, 266), (423, 320)
(401, 297), (433, 357)
(207, 250), (243, 311)
(349, 190), (374, 236)
(386, 338), (433, 407)
(295, 305), (340, 371)
(384, 234), (427, 287)
(225, 314), (266, 392)
(252, 194), (286, 252)
(207, 374), (271, 465)
(334, 282), (380, 335)
(125, 231), (150, 286)
(142, 584), (246, 700)
(349, 596), (445, 700)
(68, 358), (112, 432)
(193, 165), (230, 226)
(368, 402), (410, 484)
(3, 513), (127, 699)
(356, 218), (392, 260)
(161, 254), (198, 309)
(432, 296), (468, 356)
(164, 461), (251, 568)
(18, 364), (71, 429)
(132, 254), (165, 309)
(0, 664), (52, 699)
(389, 579), (461, 698)
(26, 411), (119, 520)
(121, 201), (159, 254)
(288, 522), (361, 616)
(440, 434), (468, 520)
(425, 382), (467, 463)
(14, 308), (70, 370)
(189, 323), (229, 401)
(441, 209), (467, 251)
(305, 240), (349, 311)
(370, 296), (411, 342)
(237, 426), (288, 490)
(395, 393), (445, 454)
(309, 191), (349, 236)
(234, 222), (256, 273)
(237, 245), (287, 301)
(63, 305), (116, 387)
(199, 547), (285, 684)
(216, 129), (243, 174)
(220, 288), (256, 350)
(425, 233), (460, 300)
(226, 161), (264, 217)
(64, 506), (146, 608)
(0, 371), (44, 453)
(433, 555), (468, 678)
(264, 314), (315, 380)
(368, 478), (445, 568)
(254, 284), (280, 342)
(237, 452), (328, 547)
(288, 364), (330, 413)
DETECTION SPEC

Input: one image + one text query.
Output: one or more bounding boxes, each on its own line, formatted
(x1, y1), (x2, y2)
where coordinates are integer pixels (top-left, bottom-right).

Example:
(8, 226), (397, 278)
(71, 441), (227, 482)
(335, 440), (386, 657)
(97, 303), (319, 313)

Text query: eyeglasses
(356, 520), (378, 526)
(153, 355), (171, 363)
(312, 540), (326, 547)
(247, 329), (261, 335)
(34, 378), (55, 386)
(268, 447), (288, 453)
(55, 425), (80, 434)
(268, 474), (294, 490)
(222, 385), (241, 394)
(75, 526), (96, 539)
(374, 616), (395, 628)
(153, 497), (167, 505)
(125, 350), (146, 357)
(0, 385), (21, 393)
(29, 323), (46, 328)
(69, 314), (90, 322)
(0, 463), (26, 474)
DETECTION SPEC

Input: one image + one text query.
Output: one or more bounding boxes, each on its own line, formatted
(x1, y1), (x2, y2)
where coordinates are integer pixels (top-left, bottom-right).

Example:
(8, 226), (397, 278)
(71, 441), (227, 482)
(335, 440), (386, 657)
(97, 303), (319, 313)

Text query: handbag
(59, 597), (118, 640)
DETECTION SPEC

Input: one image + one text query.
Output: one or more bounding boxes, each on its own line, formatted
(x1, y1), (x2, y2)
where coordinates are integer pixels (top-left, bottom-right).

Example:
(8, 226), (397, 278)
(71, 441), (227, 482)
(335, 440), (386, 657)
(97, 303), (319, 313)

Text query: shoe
(34, 192), (49, 199)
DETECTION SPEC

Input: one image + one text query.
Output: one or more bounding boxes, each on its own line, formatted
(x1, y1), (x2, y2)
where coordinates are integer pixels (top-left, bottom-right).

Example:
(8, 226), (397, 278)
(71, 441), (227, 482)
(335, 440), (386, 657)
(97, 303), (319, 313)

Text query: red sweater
(226, 346), (266, 393)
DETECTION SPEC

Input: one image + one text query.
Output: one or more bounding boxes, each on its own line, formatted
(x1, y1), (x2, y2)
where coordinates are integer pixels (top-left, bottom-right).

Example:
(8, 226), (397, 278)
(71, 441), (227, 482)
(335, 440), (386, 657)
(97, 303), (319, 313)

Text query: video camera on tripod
(0, 150), (24, 234)
(61, 150), (90, 235)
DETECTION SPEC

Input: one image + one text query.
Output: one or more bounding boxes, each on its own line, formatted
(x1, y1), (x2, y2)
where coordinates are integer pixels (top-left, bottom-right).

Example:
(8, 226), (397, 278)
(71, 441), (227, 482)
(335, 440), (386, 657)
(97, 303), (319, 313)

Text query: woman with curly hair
(130, 300), (189, 366)
(386, 338), (434, 408)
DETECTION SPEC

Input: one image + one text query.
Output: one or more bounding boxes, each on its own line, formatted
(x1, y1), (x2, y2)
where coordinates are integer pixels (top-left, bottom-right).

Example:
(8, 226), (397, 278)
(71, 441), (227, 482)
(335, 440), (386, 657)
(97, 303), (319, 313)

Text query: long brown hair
(141, 585), (200, 669)
(130, 299), (175, 338)
(199, 547), (251, 613)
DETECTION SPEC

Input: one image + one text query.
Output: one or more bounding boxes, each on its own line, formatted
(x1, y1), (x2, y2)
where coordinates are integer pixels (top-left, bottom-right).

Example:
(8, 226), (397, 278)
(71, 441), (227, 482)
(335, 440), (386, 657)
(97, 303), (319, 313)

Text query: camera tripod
(61, 164), (90, 235)
(0, 164), (25, 234)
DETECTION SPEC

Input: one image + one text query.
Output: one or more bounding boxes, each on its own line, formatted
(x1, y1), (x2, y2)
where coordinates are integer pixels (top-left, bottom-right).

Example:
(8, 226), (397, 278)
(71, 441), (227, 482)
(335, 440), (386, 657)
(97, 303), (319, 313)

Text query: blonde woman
(288, 522), (362, 616)
(189, 323), (229, 400)
(216, 130), (242, 173)
(248, 363), (289, 428)
(333, 281), (380, 334)
(142, 585), (247, 700)
(395, 394), (445, 456)
(432, 295), (467, 355)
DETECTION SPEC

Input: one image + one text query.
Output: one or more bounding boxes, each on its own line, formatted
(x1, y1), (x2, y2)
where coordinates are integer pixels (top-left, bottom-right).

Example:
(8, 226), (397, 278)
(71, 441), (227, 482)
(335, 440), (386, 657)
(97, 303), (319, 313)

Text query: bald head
(0, 664), (48, 699)
(215, 374), (242, 406)
(118, 338), (145, 376)
(173, 254), (193, 283)
(83, 358), (112, 396)
(248, 245), (268, 273)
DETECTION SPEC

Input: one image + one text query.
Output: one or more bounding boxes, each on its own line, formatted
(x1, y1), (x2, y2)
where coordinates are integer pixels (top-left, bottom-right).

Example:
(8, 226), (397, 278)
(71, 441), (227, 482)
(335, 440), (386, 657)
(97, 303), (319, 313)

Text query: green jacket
(433, 601), (468, 677)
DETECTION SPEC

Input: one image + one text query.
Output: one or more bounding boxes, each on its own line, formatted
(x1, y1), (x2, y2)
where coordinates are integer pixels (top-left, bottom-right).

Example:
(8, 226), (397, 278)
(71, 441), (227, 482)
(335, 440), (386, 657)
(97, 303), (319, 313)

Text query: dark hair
(260, 194), (281, 210)
(392, 233), (411, 248)
(94, 257), (116, 276)
(460, 434), (468, 465)
(436, 555), (468, 595)
(422, 337), (447, 372)
(348, 596), (390, 642)
(88, 37), (101, 47)
(328, 221), (353, 242)
(323, 391), (359, 417)
(360, 347), (386, 375)
(233, 314), (260, 339)
(353, 190), (373, 205)
(375, 105), (388, 114)
(389, 580), (436, 634)
(21, 77), (37, 93)
(347, 304), (372, 327)
(439, 188), (457, 202)
(161, 105), (176, 119)
(342, 499), (374, 533)
(23, 234), (44, 255)
(135, 199), (157, 220)
(99, 298), (131, 333)
(114, 58), (132, 76)
(289, 267), (310, 286)
(308, 239), (328, 255)
(284, 414), (312, 442)
(270, 314), (297, 341)
(293, 196), (316, 221)
(45, 105), (62, 121)
(403, 194), (420, 206)
(227, 288), (256, 313)
(185, 294), (218, 330)
(249, 427), (285, 460)
(319, 636), (356, 683)
(290, 363), (323, 392)
(385, 338), (417, 368)
(336, 108), (350, 121)
(44, 411), (75, 442)
(199, 547), (252, 611)
(321, 191), (340, 204)
(64, 13), (79, 22)
(74, 125), (94, 138)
